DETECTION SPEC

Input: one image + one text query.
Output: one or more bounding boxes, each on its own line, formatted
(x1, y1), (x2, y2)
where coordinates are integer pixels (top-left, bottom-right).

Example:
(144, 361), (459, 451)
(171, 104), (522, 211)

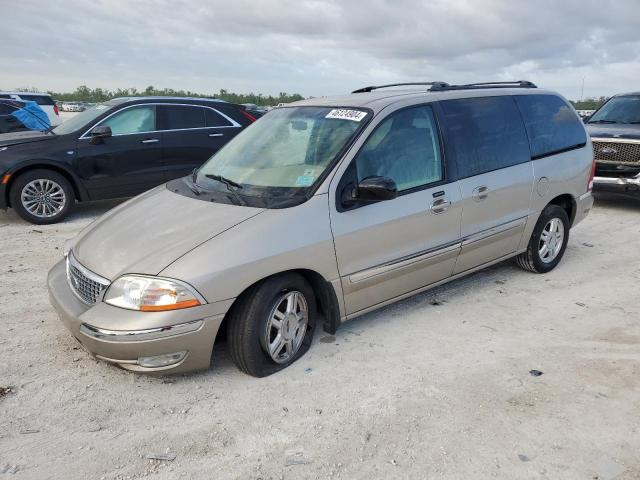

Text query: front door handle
(208, 133), (224, 137)
(472, 185), (489, 201)
(141, 138), (159, 144)
(430, 198), (451, 214)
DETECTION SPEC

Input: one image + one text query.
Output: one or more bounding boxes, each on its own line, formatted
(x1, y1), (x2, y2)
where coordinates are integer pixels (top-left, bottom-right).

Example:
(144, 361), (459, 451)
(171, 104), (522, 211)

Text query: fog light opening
(137, 351), (187, 368)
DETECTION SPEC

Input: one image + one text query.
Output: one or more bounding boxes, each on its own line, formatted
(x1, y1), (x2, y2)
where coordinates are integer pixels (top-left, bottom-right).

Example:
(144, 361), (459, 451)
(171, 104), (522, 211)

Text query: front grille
(592, 139), (640, 165)
(66, 253), (110, 305)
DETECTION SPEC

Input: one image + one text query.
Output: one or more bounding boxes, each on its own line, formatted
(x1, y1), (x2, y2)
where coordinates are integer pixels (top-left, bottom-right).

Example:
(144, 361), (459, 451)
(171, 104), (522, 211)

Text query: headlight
(104, 275), (203, 311)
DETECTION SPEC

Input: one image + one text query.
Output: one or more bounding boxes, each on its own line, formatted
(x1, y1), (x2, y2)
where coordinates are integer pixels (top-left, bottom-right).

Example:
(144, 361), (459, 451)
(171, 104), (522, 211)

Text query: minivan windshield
(588, 95), (640, 124)
(195, 106), (369, 197)
(53, 102), (117, 134)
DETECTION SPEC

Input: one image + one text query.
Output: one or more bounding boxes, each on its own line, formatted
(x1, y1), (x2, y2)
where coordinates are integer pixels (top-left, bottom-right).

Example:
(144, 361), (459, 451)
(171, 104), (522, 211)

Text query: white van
(0, 91), (61, 126)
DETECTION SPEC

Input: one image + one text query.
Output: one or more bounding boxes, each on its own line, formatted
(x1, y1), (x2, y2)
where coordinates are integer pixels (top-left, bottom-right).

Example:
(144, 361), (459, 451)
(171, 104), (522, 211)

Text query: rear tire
(9, 169), (74, 225)
(227, 273), (317, 377)
(516, 204), (569, 273)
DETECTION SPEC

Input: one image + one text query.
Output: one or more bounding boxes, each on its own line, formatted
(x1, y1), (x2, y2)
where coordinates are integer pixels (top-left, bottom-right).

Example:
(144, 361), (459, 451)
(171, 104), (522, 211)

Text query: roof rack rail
(428, 80), (537, 92)
(352, 82), (450, 93)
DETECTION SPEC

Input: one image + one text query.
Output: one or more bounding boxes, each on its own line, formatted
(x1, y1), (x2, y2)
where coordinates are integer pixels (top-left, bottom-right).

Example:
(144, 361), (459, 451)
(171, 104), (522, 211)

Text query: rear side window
(441, 96), (530, 178)
(19, 94), (55, 106)
(161, 105), (205, 130)
(205, 108), (233, 127)
(515, 94), (586, 158)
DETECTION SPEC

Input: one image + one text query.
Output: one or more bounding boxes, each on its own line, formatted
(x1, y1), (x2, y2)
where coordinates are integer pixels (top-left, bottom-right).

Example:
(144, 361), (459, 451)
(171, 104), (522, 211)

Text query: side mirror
(582, 116), (591, 123)
(342, 176), (398, 206)
(89, 125), (112, 144)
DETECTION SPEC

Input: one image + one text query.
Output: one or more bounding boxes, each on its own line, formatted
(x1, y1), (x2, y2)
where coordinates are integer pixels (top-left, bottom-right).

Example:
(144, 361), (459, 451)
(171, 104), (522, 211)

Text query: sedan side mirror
(89, 125), (112, 144)
(342, 176), (398, 206)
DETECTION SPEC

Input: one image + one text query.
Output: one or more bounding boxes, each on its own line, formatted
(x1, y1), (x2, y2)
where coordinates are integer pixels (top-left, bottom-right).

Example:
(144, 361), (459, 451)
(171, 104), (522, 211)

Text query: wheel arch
(4, 162), (87, 207)
(547, 193), (576, 226)
(217, 268), (342, 343)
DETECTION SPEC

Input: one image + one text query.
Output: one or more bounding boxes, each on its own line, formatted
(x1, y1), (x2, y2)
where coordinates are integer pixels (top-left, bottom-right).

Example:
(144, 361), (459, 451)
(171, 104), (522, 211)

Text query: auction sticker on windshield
(325, 109), (367, 122)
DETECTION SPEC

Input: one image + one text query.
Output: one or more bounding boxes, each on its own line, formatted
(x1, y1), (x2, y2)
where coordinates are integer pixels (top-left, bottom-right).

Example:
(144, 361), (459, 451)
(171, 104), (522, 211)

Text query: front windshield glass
(53, 103), (115, 134)
(589, 95), (640, 124)
(196, 106), (369, 193)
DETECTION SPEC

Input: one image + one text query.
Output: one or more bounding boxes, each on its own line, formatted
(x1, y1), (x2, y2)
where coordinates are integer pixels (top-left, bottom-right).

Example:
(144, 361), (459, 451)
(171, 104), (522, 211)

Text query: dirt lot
(1, 192), (639, 480)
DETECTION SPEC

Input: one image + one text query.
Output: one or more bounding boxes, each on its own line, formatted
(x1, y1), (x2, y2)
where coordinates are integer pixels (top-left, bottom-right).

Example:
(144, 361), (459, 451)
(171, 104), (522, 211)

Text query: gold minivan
(48, 81), (595, 376)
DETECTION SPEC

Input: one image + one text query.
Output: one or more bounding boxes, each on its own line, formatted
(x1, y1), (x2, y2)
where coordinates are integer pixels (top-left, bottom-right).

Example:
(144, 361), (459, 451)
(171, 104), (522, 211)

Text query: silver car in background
(47, 81), (595, 377)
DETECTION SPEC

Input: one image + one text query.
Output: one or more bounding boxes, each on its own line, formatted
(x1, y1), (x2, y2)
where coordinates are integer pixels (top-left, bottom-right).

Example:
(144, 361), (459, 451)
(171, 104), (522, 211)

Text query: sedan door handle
(472, 185), (489, 201)
(208, 133), (224, 137)
(430, 198), (451, 214)
(141, 138), (159, 144)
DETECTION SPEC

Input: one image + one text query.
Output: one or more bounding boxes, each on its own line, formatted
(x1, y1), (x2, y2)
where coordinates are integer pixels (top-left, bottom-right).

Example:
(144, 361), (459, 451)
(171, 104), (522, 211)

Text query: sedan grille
(592, 138), (640, 165)
(66, 253), (110, 305)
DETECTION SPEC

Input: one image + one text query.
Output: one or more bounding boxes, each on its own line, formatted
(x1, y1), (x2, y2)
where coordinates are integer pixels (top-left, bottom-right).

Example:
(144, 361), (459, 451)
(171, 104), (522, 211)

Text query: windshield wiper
(205, 174), (243, 189)
(205, 174), (245, 205)
(589, 119), (619, 124)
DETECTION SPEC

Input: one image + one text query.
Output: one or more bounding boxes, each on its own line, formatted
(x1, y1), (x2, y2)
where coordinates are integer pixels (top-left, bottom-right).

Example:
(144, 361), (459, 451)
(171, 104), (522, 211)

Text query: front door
(330, 105), (463, 316)
(76, 104), (164, 199)
(437, 96), (534, 274)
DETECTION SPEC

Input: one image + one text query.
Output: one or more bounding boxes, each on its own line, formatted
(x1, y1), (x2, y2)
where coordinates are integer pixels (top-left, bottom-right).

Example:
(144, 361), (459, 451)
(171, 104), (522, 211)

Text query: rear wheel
(9, 169), (74, 224)
(516, 204), (569, 273)
(227, 273), (317, 377)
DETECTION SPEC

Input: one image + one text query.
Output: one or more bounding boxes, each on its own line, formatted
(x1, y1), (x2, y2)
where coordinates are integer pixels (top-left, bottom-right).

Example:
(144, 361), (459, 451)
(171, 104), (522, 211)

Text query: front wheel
(227, 273), (317, 377)
(9, 169), (74, 224)
(516, 204), (570, 273)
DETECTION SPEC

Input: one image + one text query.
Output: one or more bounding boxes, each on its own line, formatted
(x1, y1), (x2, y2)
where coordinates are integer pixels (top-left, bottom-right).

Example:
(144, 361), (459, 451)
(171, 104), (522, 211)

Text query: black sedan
(0, 97), (256, 223)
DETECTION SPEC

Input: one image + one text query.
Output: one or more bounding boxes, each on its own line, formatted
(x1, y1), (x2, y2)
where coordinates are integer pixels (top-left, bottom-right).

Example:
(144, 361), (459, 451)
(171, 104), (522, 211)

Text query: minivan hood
(0, 130), (56, 147)
(73, 186), (264, 280)
(586, 123), (640, 140)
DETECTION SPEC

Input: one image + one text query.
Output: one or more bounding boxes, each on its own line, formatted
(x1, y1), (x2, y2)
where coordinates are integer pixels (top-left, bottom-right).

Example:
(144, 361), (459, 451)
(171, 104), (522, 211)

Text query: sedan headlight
(104, 275), (203, 311)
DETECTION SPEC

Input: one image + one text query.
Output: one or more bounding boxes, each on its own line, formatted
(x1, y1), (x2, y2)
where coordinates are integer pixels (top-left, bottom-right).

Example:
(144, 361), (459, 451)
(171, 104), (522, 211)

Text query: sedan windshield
(589, 95), (640, 124)
(196, 106), (369, 195)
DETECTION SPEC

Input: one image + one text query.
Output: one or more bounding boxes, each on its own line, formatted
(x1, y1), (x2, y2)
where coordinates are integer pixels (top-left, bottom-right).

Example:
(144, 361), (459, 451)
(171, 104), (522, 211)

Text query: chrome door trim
(79, 103), (241, 139)
(348, 241), (461, 284)
(345, 250), (522, 321)
(461, 217), (527, 246)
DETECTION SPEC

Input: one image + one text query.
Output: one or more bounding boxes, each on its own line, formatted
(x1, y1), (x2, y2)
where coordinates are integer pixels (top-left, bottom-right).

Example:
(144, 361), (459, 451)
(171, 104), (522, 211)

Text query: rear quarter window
(205, 108), (233, 127)
(440, 96), (530, 178)
(19, 94), (55, 106)
(514, 94), (586, 158)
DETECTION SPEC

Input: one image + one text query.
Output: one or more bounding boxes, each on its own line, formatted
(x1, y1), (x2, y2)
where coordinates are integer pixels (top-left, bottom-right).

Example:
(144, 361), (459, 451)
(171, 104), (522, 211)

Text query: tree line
(14, 85), (304, 106)
(570, 97), (608, 110)
(11, 84), (609, 110)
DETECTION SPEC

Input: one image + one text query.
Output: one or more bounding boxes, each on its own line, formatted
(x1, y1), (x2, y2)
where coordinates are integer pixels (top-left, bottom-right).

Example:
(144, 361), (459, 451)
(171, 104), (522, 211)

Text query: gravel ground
(1, 192), (639, 480)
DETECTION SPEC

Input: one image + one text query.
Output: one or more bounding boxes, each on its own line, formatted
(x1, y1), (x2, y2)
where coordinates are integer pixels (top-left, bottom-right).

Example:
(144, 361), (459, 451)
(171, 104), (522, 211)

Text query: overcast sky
(2, 0), (639, 100)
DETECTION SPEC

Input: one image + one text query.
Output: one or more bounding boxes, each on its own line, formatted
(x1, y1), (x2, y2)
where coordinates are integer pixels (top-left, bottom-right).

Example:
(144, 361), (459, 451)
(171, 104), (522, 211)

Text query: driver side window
(355, 105), (443, 192)
(100, 105), (156, 135)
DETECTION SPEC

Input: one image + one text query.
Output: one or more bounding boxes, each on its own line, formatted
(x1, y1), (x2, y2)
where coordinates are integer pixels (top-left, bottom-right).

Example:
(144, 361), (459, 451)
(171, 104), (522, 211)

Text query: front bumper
(47, 259), (232, 374)
(593, 174), (640, 194)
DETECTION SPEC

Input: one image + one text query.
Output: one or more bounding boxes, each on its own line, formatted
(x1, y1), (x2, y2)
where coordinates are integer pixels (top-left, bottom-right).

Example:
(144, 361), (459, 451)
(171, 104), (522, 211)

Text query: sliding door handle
(430, 198), (451, 214)
(208, 133), (224, 137)
(472, 185), (489, 201)
(141, 138), (159, 144)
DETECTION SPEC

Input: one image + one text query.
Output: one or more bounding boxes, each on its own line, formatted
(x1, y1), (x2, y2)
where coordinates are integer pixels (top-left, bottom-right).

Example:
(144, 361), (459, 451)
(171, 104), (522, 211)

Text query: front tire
(516, 204), (570, 273)
(9, 169), (74, 225)
(227, 273), (317, 377)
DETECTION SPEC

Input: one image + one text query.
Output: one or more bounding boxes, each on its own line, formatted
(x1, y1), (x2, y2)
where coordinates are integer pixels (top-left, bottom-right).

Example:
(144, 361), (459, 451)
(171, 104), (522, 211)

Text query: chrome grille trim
(592, 137), (640, 165)
(66, 252), (110, 305)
